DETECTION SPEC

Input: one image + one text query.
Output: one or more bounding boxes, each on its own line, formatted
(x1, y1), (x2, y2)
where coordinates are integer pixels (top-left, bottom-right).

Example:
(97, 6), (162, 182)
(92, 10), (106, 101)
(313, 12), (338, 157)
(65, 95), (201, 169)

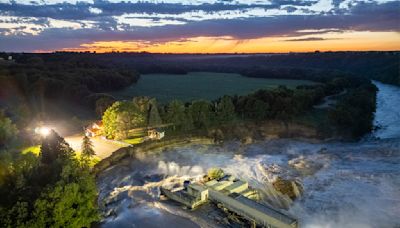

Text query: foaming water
(97, 82), (400, 228)
(373, 81), (400, 139)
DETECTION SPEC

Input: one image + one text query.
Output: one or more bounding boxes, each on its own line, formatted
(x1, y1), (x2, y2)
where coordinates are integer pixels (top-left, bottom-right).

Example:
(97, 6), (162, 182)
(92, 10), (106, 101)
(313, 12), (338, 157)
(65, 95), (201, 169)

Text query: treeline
(102, 76), (376, 140)
(329, 83), (378, 138)
(0, 114), (99, 227)
(102, 97), (161, 139)
(36, 51), (398, 86)
(4, 52), (397, 87)
(240, 68), (355, 83)
(0, 54), (139, 121)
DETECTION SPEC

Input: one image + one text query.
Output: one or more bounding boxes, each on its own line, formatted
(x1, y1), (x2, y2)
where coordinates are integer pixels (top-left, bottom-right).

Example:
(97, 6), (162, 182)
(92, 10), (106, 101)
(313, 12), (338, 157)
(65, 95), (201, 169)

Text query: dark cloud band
(0, 0), (398, 51)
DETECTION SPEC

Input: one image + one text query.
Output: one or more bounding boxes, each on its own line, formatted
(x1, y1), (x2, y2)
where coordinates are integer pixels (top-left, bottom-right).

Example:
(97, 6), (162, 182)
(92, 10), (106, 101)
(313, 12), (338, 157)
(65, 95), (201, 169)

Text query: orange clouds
(62, 31), (400, 53)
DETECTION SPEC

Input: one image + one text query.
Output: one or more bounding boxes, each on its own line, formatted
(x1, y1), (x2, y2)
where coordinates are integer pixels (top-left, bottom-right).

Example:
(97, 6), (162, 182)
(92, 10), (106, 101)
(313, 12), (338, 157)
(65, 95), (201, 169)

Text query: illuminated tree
(81, 135), (95, 159)
(29, 161), (99, 228)
(207, 168), (224, 180)
(40, 130), (74, 165)
(102, 101), (146, 139)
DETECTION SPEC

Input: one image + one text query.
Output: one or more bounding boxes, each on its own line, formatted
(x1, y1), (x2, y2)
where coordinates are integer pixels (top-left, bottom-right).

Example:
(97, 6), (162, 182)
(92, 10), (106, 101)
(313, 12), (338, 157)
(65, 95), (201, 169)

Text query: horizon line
(2, 50), (400, 55)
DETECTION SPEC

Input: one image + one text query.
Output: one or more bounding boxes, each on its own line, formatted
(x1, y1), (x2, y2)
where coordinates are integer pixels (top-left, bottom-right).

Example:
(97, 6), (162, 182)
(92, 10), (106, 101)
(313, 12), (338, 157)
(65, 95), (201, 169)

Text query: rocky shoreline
(93, 137), (215, 174)
(94, 119), (343, 175)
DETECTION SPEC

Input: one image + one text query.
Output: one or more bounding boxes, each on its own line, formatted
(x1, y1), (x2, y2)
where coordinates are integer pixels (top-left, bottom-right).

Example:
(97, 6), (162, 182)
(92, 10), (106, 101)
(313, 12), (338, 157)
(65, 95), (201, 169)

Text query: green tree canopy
(207, 168), (224, 180)
(0, 111), (18, 148)
(165, 100), (190, 130)
(216, 96), (236, 123)
(189, 100), (213, 129)
(29, 161), (99, 228)
(102, 101), (146, 139)
(40, 130), (74, 165)
(0, 131), (100, 227)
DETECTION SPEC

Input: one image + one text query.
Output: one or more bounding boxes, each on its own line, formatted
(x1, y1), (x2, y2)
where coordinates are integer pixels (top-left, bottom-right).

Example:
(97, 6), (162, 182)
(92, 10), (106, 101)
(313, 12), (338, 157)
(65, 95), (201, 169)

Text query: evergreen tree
(40, 130), (74, 165)
(81, 135), (95, 159)
(165, 100), (187, 130)
(216, 96), (236, 123)
(189, 100), (213, 129)
(148, 100), (162, 127)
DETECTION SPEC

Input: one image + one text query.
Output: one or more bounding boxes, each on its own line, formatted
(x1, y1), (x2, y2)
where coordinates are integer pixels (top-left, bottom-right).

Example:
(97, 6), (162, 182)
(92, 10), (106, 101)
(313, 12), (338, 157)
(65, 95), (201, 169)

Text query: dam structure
(160, 173), (298, 228)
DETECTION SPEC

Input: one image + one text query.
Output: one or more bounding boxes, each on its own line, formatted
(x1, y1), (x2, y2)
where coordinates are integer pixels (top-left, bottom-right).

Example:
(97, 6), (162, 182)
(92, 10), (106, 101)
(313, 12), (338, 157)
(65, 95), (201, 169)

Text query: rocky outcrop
(288, 155), (324, 176)
(272, 177), (303, 201)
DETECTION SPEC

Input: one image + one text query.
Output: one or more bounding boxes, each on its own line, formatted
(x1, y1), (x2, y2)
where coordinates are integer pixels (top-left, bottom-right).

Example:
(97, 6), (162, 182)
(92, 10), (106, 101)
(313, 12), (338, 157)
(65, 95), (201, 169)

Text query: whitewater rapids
(97, 81), (400, 228)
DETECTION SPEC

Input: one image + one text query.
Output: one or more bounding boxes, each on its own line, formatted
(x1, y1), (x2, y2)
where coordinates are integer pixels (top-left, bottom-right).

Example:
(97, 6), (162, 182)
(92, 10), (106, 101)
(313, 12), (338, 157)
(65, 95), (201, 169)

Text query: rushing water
(373, 81), (400, 140)
(97, 82), (400, 228)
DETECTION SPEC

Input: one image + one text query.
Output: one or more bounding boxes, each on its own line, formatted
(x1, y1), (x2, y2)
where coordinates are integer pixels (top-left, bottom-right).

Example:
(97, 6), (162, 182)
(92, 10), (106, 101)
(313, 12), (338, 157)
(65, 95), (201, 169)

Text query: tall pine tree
(40, 130), (74, 165)
(81, 135), (95, 159)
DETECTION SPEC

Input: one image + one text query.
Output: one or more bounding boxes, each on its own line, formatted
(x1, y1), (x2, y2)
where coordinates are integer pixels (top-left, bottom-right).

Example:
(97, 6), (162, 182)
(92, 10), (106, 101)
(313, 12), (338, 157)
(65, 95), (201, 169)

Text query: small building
(147, 129), (165, 140)
(187, 183), (209, 201)
(85, 121), (103, 137)
(161, 172), (298, 228)
(161, 182), (208, 209)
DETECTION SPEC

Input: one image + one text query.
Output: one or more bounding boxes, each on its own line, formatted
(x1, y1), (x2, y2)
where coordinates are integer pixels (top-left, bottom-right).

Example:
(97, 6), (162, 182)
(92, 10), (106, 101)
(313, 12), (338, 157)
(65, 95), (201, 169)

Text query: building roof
(224, 180), (248, 193)
(234, 195), (297, 225)
(188, 183), (207, 192)
(94, 120), (103, 127)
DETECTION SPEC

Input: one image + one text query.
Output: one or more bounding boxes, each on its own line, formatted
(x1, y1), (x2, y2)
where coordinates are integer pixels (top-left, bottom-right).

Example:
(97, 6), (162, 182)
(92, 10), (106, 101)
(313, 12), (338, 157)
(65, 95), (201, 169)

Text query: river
(97, 82), (400, 228)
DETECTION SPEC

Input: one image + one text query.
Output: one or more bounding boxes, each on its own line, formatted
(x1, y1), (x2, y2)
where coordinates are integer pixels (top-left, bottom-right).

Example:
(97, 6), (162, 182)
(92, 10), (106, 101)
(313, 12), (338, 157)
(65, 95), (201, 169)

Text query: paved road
(65, 135), (126, 159)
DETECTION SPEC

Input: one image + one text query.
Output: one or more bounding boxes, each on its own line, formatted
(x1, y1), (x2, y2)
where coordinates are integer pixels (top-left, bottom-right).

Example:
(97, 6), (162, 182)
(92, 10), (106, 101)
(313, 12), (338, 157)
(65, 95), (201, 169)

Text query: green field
(111, 72), (317, 103)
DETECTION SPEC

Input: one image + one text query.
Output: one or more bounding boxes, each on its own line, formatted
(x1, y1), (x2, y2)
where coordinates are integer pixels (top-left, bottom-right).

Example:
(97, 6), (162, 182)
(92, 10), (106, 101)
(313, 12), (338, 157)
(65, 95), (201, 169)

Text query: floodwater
(97, 81), (400, 228)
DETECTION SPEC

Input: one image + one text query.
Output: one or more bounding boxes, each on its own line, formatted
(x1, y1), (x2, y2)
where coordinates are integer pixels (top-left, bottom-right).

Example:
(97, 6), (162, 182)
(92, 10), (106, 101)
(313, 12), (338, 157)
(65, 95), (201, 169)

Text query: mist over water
(97, 82), (400, 228)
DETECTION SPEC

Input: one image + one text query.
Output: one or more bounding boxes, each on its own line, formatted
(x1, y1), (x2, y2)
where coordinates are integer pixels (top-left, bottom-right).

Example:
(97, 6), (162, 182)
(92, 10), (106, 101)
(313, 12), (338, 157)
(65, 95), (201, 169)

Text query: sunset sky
(0, 0), (399, 53)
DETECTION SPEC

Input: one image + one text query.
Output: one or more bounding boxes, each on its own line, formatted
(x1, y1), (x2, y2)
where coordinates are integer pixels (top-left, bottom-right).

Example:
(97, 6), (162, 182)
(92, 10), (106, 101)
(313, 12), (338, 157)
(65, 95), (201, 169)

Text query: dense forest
(0, 55), (139, 227)
(0, 114), (99, 227)
(0, 51), (387, 137)
(7, 51), (395, 85)
(2, 51), (399, 87)
(101, 75), (376, 140)
(0, 51), (388, 227)
(0, 54), (139, 122)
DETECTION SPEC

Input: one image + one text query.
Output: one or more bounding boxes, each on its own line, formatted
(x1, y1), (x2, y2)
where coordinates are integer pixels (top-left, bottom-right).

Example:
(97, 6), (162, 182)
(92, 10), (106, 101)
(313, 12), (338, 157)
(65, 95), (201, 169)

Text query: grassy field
(123, 130), (146, 145)
(111, 72), (317, 103)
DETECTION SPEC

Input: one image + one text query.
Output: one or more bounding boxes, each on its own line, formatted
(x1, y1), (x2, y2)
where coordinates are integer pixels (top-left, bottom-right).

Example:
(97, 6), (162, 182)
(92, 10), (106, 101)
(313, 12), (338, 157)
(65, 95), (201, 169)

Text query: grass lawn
(21, 145), (41, 156)
(123, 137), (144, 145)
(111, 72), (318, 103)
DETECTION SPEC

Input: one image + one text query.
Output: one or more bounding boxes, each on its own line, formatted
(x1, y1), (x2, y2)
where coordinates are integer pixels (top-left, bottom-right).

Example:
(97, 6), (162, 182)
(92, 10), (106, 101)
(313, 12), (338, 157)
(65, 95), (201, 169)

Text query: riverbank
(93, 117), (344, 174)
(94, 82), (400, 228)
(213, 119), (334, 142)
(93, 137), (214, 174)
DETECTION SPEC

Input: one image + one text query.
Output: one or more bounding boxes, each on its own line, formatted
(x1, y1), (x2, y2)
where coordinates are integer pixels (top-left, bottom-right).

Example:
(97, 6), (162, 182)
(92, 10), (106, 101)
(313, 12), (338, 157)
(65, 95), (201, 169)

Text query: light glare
(35, 126), (51, 137)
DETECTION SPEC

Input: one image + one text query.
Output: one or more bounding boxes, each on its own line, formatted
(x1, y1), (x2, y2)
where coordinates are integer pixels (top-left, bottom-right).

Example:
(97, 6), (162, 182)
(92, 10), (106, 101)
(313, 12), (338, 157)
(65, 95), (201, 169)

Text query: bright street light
(35, 126), (51, 137)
